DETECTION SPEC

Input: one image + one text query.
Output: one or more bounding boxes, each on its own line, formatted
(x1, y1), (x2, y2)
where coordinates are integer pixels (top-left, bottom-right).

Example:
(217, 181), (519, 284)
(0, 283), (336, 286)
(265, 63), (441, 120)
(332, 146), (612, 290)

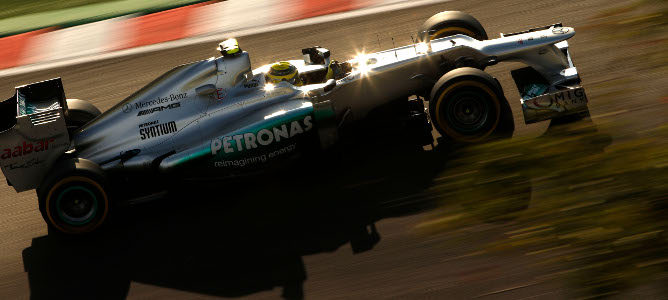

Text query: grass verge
(419, 1), (668, 297)
(0, 0), (215, 37)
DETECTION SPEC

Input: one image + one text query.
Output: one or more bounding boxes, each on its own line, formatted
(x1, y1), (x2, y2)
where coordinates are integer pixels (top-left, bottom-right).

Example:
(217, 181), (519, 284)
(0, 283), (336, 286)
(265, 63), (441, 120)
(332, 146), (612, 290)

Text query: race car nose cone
(552, 27), (572, 35)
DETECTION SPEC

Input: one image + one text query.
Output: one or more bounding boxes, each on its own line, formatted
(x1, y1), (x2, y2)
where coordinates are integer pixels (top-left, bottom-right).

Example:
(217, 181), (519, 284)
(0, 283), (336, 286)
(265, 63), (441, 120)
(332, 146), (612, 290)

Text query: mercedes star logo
(552, 27), (570, 34)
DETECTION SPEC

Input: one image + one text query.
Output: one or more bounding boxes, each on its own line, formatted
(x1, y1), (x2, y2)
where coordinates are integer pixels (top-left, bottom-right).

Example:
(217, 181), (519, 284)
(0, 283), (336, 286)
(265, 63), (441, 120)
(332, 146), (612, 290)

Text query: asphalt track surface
(0, 0), (666, 299)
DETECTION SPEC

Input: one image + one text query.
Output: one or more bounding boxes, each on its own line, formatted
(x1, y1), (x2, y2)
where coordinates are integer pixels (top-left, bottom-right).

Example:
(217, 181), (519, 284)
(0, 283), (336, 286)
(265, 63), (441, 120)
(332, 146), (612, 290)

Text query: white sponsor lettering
(289, 121), (303, 137)
(273, 124), (289, 142)
(211, 139), (222, 154)
(233, 135), (244, 151)
(304, 115), (313, 131)
(223, 136), (233, 153)
(257, 129), (273, 146)
(210, 115), (313, 155)
(214, 144), (297, 168)
(244, 133), (257, 149)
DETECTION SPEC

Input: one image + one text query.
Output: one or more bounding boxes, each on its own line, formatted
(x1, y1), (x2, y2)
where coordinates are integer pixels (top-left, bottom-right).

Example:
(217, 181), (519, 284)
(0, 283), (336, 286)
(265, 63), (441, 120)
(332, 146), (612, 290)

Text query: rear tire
(429, 68), (513, 143)
(37, 158), (110, 235)
(65, 99), (101, 134)
(418, 11), (488, 42)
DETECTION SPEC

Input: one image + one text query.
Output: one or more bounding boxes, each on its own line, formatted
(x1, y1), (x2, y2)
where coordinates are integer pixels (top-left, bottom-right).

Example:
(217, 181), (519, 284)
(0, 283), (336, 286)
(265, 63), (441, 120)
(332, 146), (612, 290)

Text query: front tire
(429, 68), (513, 143)
(38, 159), (110, 235)
(418, 11), (488, 42)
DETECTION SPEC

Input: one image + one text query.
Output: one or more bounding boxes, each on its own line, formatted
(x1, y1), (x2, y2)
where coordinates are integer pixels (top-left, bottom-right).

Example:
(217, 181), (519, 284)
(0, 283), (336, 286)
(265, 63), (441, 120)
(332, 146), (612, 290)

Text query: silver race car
(0, 11), (588, 234)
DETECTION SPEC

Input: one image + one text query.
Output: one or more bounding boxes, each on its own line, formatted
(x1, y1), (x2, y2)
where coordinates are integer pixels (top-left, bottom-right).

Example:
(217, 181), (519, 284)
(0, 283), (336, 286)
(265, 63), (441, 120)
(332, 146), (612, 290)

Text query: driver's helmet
(267, 61), (301, 85)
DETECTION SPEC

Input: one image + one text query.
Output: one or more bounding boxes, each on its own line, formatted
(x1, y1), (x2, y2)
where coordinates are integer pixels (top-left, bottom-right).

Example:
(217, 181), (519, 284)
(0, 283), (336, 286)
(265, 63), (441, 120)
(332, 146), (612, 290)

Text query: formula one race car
(0, 11), (589, 234)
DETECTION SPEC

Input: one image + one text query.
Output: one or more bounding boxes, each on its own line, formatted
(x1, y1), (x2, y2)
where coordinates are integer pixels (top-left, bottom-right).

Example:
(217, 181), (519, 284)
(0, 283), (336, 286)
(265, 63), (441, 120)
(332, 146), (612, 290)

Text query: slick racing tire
(429, 68), (514, 143)
(37, 158), (110, 235)
(418, 11), (488, 42)
(65, 99), (101, 134)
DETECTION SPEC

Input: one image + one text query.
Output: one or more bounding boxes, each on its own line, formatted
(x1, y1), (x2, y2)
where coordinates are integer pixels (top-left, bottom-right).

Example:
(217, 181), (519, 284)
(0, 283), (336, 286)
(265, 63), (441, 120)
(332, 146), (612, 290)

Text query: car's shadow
(21, 120), (458, 300)
(21, 114), (610, 300)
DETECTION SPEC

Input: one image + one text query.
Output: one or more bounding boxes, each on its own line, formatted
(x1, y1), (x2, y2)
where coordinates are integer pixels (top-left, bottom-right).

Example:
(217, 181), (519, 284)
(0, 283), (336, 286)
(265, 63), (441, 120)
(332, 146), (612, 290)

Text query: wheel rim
(445, 90), (490, 133)
(56, 185), (98, 226)
(434, 80), (501, 142)
(45, 176), (109, 234)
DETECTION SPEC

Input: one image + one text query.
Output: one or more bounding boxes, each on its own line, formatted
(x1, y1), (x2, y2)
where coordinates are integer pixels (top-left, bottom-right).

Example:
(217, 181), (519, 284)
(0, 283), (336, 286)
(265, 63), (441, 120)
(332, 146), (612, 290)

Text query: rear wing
(0, 78), (70, 192)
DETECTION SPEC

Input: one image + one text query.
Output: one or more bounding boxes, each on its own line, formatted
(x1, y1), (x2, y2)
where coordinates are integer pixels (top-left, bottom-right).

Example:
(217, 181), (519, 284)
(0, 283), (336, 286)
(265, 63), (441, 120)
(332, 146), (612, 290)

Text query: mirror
(323, 79), (336, 92)
(196, 84), (217, 96)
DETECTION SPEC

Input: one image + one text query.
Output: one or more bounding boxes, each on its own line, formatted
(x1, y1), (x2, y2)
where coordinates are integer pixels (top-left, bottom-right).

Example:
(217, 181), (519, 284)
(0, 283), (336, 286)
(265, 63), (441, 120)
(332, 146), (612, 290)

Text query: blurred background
(0, 0), (667, 299)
